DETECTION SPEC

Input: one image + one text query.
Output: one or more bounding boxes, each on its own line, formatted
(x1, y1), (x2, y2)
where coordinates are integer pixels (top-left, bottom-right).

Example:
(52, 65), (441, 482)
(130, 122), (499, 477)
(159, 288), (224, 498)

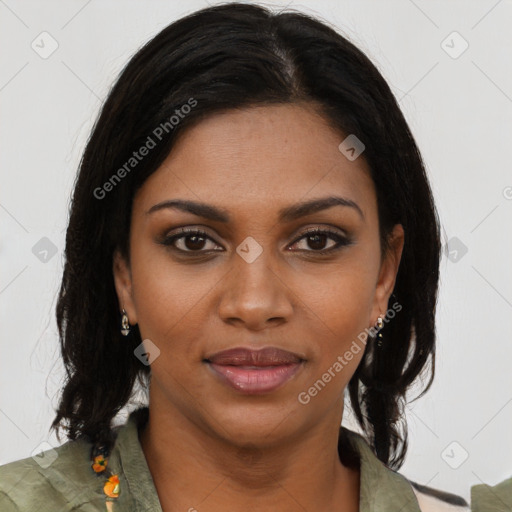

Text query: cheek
(301, 265), (376, 334)
(128, 247), (214, 347)
(295, 263), (376, 387)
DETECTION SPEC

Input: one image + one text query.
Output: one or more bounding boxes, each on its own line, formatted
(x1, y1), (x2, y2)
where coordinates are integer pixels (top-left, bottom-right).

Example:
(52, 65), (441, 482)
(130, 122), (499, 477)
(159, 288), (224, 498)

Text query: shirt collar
(341, 427), (422, 512)
(114, 407), (162, 512)
(114, 407), (421, 512)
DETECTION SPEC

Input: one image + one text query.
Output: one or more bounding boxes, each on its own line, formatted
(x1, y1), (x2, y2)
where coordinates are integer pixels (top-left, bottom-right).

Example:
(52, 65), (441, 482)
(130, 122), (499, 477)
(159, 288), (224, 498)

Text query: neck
(139, 397), (360, 512)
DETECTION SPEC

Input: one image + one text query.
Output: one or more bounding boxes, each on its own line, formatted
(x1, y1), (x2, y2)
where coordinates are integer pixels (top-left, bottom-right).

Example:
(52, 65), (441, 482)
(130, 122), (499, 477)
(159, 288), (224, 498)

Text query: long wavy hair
(50, 2), (441, 470)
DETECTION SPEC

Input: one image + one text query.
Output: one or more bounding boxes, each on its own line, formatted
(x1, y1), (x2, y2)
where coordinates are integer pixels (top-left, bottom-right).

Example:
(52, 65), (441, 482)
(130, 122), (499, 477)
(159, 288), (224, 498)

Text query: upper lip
(205, 347), (304, 366)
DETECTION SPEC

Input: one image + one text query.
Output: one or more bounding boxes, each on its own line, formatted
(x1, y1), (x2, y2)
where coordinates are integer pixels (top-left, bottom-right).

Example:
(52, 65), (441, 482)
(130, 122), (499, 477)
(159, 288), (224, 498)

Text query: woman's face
(114, 103), (403, 446)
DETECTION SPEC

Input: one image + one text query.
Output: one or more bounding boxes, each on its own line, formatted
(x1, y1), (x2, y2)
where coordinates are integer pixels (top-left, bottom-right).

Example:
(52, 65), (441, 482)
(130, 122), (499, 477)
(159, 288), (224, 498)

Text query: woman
(0, 3), (471, 511)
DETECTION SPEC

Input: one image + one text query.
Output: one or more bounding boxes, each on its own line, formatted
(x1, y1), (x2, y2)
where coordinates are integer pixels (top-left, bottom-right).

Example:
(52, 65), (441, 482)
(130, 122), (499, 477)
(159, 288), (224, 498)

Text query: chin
(205, 400), (304, 446)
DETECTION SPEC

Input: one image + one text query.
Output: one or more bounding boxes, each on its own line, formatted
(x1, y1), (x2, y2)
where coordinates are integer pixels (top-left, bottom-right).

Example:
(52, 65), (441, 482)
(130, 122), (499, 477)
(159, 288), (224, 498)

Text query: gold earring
(376, 316), (384, 347)
(121, 308), (130, 336)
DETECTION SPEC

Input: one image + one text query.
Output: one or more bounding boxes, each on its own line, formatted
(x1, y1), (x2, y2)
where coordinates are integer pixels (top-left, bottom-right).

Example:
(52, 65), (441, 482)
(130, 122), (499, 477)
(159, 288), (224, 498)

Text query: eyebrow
(146, 196), (365, 222)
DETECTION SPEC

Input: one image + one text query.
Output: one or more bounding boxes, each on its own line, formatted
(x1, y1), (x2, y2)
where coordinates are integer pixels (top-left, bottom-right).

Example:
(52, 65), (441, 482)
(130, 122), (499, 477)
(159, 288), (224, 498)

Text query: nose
(217, 248), (294, 331)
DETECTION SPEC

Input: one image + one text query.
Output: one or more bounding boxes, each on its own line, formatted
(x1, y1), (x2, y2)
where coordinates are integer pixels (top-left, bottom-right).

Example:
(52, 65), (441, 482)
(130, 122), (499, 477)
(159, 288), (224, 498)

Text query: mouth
(203, 346), (305, 395)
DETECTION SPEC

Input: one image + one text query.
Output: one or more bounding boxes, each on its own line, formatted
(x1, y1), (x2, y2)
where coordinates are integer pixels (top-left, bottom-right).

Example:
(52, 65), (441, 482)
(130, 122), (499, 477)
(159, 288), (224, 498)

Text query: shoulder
(340, 427), (470, 512)
(0, 436), (106, 512)
(470, 476), (512, 511)
(410, 480), (470, 511)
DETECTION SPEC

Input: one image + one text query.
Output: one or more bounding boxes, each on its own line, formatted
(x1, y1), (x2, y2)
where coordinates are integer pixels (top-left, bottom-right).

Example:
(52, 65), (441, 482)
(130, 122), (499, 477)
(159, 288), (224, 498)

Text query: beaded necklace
(88, 408), (149, 510)
(90, 442), (120, 511)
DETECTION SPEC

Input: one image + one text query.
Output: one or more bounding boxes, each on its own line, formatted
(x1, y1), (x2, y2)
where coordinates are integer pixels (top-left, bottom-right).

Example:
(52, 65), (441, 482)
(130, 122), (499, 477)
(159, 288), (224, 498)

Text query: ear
(113, 249), (138, 324)
(370, 224), (404, 324)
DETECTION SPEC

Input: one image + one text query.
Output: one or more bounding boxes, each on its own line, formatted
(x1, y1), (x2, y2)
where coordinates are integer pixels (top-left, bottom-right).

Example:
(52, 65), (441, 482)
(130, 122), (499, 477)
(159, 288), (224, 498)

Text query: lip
(206, 346), (304, 366)
(204, 347), (305, 395)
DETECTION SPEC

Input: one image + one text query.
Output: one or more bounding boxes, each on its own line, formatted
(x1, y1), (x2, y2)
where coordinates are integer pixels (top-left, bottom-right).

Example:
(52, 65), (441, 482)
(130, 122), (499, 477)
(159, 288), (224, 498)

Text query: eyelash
(159, 227), (352, 256)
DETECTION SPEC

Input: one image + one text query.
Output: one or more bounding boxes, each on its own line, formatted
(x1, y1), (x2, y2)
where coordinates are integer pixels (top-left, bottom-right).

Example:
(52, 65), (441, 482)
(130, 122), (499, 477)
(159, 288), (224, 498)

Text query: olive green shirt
(470, 476), (512, 511)
(0, 407), (470, 511)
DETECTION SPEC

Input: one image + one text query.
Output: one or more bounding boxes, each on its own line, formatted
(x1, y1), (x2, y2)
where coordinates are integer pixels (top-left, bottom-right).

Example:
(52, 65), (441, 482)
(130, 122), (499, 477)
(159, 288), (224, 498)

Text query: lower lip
(206, 362), (303, 394)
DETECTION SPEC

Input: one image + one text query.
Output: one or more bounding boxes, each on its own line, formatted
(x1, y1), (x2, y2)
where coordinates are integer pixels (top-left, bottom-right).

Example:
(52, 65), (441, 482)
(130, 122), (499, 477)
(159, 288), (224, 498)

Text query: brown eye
(161, 228), (223, 253)
(180, 233), (208, 251)
(289, 228), (351, 254)
(304, 233), (331, 251)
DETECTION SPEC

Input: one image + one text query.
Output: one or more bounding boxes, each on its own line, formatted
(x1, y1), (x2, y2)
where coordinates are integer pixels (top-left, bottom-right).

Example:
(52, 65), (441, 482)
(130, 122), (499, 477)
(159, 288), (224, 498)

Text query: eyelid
(288, 226), (351, 253)
(290, 225), (348, 241)
(160, 227), (223, 250)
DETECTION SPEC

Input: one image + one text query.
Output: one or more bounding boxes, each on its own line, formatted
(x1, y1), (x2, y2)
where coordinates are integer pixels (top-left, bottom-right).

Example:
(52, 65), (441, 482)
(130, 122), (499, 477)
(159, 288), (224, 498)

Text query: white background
(1, 0), (511, 503)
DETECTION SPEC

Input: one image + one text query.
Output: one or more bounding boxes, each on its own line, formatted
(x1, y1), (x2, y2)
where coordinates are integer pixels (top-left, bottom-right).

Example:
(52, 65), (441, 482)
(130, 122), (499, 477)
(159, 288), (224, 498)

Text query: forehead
(133, 103), (375, 220)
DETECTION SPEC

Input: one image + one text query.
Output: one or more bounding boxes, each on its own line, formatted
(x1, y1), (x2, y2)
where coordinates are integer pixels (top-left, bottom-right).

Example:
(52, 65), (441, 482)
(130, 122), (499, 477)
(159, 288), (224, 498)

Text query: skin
(113, 103), (404, 512)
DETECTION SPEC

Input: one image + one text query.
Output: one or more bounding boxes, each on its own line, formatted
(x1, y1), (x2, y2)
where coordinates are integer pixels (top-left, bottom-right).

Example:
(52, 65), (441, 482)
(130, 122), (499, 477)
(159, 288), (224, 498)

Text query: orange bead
(92, 455), (107, 473)
(103, 474), (120, 498)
